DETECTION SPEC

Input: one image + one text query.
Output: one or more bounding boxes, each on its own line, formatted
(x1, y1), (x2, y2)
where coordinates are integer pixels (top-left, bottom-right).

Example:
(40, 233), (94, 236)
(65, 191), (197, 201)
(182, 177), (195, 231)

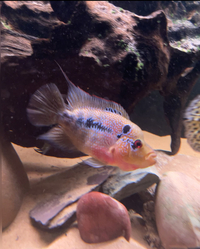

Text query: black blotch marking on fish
(117, 124), (131, 139)
(117, 134), (122, 139)
(106, 107), (122, 116)
(123, 125), (131, 134)
(76, 117), (85, 127)
(85, 118), (94, 128)
(85, 118), (112, 133)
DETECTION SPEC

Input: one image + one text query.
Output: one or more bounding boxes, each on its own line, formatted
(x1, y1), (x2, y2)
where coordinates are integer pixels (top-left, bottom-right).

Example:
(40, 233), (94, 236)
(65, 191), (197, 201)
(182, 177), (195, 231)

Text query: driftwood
(1, 1), (200, 154)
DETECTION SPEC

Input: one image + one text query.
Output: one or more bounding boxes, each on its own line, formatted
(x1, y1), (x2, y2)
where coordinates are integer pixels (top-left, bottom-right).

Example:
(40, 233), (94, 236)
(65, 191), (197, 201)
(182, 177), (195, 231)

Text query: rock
(102, 166), (160, 200)
(76, 191), (131, 243)
(47, 202), (77, 230)
(109, 1), (160, 16)
(155, 151), (200, 182)
(1, 128), (29, 229)
(1, 1), (200, 155)
(189, 12), (200, 26)
(30, 164), (114, 229)
(155, 171), (200, 248)
(142, 200), (163, 249)
(1, 1), (59, 39)
(29, 163), (161, 231)
(110, 1), (200, 20)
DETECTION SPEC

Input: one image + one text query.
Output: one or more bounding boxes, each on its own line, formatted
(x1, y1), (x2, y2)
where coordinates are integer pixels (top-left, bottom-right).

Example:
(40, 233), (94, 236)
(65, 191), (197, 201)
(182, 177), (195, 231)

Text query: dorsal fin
(55, 61), (130, 120)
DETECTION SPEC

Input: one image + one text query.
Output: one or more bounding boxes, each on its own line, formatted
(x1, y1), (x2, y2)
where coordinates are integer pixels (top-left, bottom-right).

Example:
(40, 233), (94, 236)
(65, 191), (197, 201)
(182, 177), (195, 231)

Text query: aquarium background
(1, 1), (200, 249)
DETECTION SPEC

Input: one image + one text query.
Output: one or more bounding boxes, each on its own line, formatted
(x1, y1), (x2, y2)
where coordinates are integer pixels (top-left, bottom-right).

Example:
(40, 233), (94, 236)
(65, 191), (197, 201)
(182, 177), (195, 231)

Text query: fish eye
(131, 139), (142, 150)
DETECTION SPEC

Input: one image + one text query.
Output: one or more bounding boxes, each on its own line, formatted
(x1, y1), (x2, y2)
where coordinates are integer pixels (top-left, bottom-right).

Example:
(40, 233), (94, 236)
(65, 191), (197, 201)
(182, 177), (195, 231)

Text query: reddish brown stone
(76, 191), (131, 243)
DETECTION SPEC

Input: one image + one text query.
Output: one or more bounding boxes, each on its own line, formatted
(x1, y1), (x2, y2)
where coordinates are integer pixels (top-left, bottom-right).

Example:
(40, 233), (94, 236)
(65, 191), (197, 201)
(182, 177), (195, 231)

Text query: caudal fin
(27, 83), (66, 126)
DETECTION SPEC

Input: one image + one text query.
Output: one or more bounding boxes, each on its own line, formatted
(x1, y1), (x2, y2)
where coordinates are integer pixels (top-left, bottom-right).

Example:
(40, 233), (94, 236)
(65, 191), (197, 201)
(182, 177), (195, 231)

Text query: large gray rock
(30, 164), (114, 229)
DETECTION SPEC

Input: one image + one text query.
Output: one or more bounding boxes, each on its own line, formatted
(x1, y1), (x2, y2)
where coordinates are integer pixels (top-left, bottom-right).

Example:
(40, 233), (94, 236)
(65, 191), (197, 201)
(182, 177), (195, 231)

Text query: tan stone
(1, 131), (29, 229)
(155, 171), (200, 248)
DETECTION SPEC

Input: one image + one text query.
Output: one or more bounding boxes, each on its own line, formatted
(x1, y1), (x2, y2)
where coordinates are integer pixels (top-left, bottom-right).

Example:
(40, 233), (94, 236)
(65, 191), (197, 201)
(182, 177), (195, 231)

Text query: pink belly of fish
(114, 158), (139, 171)
(90, 146), (114, 166)
(90, 146), (139, 170)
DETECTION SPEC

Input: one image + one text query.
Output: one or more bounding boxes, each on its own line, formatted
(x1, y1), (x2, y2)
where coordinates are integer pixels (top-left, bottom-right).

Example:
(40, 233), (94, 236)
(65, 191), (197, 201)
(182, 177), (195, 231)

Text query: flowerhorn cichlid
(183, 95), (200, 152)
(27, 63), (156, 171)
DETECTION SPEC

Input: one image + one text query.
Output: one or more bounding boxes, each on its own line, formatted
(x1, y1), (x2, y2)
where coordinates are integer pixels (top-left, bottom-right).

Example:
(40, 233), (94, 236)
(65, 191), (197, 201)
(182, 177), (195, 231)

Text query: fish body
(183, 95), (200, 152)
(27, 64), (156, 171)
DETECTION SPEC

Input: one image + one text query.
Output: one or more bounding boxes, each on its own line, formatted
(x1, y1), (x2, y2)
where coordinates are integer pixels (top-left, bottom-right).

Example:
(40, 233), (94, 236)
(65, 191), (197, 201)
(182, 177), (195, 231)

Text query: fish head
(110, 135), (157, 170)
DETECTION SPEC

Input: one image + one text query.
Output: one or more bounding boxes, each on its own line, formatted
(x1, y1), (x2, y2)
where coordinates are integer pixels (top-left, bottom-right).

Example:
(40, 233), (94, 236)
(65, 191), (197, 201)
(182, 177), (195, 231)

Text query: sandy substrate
(2, 132), (200, 249)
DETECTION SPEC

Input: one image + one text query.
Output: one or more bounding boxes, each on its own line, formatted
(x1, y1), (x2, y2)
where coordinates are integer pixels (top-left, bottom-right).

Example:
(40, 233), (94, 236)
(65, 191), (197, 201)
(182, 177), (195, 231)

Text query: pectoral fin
(83, 158), (107, 168)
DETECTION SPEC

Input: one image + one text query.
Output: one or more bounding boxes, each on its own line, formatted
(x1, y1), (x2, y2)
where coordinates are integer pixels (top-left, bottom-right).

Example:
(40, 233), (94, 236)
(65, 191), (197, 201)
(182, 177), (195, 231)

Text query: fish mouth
(145, 151), (157, 161)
